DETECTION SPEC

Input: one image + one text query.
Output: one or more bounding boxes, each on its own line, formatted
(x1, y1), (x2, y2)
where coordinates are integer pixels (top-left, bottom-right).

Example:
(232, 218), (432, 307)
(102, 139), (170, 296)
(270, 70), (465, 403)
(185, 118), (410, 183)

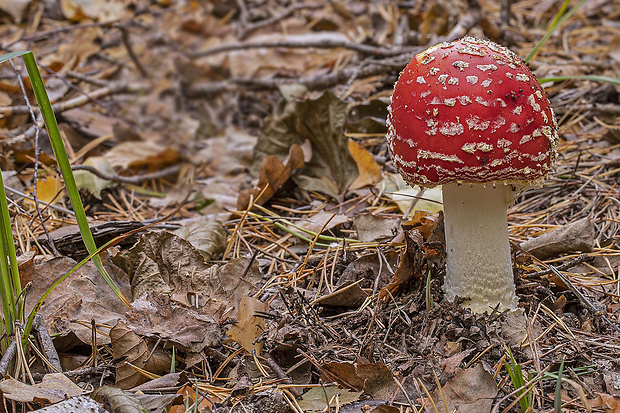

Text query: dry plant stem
(442, 183), (518, 312)
(116, 24), (148, 78)
(191, 39), (416, 59)
(0, 340), (17, 376)
(238, 2), (325, 39)
(33, 314), (62, 373)
(0, 82), (148, 116)
(71, 164), (181, 184)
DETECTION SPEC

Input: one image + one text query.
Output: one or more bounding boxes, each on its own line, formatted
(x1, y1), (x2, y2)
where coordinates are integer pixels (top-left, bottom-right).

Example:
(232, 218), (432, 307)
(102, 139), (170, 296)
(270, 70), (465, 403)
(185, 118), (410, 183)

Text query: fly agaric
(387, 37), (558, 313)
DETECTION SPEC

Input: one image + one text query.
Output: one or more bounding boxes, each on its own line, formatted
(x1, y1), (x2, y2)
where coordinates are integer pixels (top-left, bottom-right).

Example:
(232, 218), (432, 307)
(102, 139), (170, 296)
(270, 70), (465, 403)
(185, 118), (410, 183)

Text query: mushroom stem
(441, 183), (518, 312)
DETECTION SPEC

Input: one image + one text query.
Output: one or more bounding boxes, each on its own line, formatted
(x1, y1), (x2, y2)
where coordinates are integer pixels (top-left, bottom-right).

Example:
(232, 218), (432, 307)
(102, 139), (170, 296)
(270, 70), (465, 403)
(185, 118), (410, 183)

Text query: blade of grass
(554, 359), (565, 413)
(0, 174), (19, 328)
(20, 52), (130, 307)
(526, 0), (587, 64)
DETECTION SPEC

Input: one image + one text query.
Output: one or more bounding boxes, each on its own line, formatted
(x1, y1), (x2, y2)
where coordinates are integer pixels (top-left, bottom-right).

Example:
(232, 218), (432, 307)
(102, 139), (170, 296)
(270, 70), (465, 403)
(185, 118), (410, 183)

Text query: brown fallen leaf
(590, 393), (620, 413)
(227, 296), (269, 354)
(111, 231), (262, 319)
(252, 91), (359, 199)
(349, 139), (382, 190)
(298, 386), (362, 411)
(91, 386), (145, 412)
(168, 384), (215, 413)
(173, 217), (227, 261)
(380, 229), (425, 300)
(0, 373), (86, 404)
(237, 143), (305, 210)
(125, 293), (220, 368)
(25, 255), (130, 349)
(110, 320), (172, 389)
(430, 364), (498, 413)
(103, 141), (181, 173)
(520, 217), (595, 259)
(321, 361), (397, 400)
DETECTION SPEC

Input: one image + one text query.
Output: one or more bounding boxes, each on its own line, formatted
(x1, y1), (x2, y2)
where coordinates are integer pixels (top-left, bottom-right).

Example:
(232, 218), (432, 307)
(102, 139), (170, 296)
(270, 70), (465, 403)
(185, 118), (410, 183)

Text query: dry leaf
(227, 296), (269, 354)
(430, 364), (498, 413)
(0, 0), (32, 22)
(237, 143), (305, 210)
(380, 229), (425, 300)
(125, 293), (220, 367)
(168, 385), (215, 413)
(252, 91), (358, 198)
(321, 361), (397, 400)
(29, 175), (63, 205)
(104, 141), (180, 172)
(173, 217), (227, 261)
(25, 255), (130, 349)
(383, 173), (444, 215)
(590, 393), (620, 413)
(520, 217), (595, 259)
(60, 0), (128, 22)
(312, 282), (368, 308)
(110, 320), (172, 389)
(293, 209), (349, 236)
(298, 386), (362, 411)
(349, 139), (382, 190)
(0, 373), (85, 404)
(111, 231), (262, 319)
(353, 214), (400, 242)
(91, 386), (145, 412)
(73, 156), (116, 199)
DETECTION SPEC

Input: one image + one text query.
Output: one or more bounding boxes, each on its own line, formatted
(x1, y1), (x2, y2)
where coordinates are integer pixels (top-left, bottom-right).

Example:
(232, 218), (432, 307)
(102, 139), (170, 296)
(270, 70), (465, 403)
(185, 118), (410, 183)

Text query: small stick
(70, 164), (182, 184)
(33, 314), (62, 373)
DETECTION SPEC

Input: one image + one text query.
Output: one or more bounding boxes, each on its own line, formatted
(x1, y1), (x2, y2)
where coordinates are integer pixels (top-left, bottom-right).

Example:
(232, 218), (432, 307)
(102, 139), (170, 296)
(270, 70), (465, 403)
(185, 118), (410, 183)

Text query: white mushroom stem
(441, 183), (519, 312)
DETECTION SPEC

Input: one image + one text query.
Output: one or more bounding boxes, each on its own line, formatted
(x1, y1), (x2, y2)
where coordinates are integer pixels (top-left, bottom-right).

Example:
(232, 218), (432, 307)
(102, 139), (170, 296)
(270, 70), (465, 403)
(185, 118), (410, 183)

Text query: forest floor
(0, 0), (619, 412)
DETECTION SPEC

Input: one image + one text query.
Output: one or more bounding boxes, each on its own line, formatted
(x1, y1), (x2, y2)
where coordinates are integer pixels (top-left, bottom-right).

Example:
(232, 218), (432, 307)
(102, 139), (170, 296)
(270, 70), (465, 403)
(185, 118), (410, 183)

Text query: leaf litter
(0, 0), (619, 412)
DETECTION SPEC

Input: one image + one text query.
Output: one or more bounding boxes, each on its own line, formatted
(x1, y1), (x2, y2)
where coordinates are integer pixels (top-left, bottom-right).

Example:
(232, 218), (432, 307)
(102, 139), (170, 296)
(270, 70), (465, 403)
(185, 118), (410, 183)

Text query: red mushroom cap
(387, 36), (558, 186)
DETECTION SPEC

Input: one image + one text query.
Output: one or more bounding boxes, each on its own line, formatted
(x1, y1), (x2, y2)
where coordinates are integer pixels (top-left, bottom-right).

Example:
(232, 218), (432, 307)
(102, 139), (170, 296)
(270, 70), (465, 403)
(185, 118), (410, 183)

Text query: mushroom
(386, 37), (559, 313)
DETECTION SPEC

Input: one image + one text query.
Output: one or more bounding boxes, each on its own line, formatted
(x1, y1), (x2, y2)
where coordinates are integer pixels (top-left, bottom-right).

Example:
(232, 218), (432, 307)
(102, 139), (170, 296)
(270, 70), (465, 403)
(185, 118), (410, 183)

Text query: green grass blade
(539, 75), (620, 86)
(525, 0), (587, 64)
(554, 359), (565, 413)
(0, 173), (19, 321)
(20, 52), (130, 307)
(0, 51), (29, 64)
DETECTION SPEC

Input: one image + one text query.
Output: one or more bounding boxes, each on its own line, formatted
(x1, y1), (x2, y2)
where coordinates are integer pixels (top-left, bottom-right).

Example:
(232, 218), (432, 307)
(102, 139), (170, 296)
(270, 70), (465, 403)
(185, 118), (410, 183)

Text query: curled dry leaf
(379, 229), (425, 300)
(173, 217), (227, 261)
(110, 320), (172, 389)
(237, 143), (305, 210)
(103, 141), (181, 172)
(520, 217), (595, 259)
(91, 386), (145, 413)
(168, 385), (215, 413)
